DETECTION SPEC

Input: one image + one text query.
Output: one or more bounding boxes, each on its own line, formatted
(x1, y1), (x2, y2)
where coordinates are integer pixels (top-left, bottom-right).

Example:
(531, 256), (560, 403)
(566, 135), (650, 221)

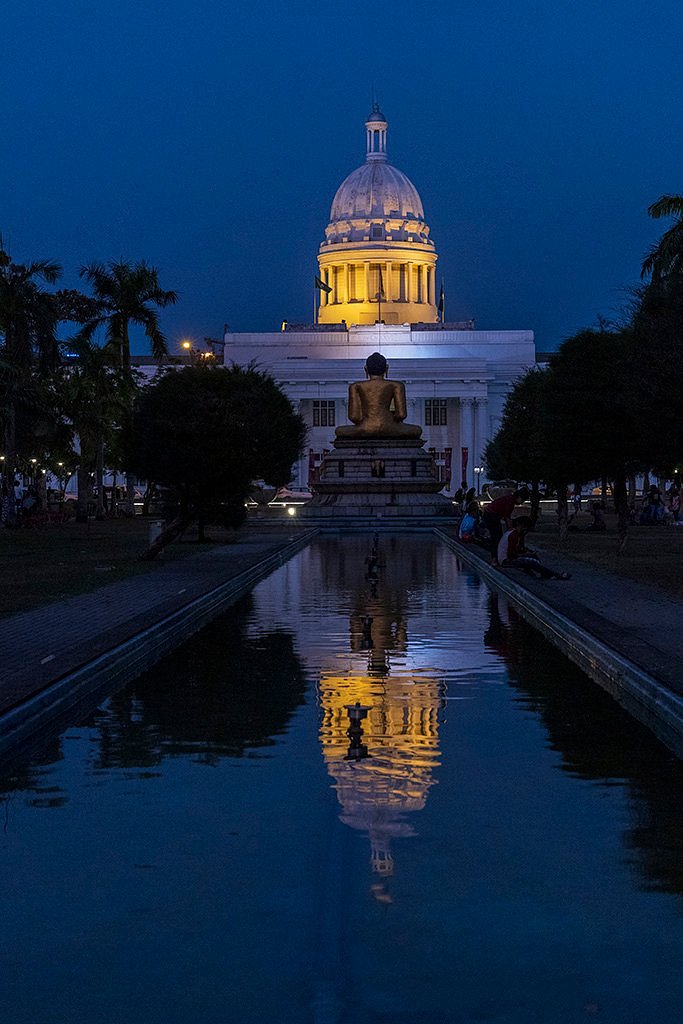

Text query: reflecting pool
(2, 535), (683, 1024)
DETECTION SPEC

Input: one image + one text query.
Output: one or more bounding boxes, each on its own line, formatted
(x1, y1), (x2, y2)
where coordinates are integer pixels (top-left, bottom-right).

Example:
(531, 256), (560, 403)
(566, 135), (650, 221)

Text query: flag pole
(377, 266), (383, 324)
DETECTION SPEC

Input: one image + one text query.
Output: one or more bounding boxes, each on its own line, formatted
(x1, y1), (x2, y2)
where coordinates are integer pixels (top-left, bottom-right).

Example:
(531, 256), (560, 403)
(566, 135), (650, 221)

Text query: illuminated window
(313, 400), (336, 427)
(413, 265), (422, 302)
(398, 264), (407, 301)
(425, 399), (447, 426)
(369, 264), (383, 298)
(348, 265), (357, 300)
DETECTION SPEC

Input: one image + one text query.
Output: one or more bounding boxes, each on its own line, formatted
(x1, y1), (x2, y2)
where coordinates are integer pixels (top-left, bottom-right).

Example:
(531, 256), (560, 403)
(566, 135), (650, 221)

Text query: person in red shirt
(483, 487), (530, 564)
(498, 516), (571, 580)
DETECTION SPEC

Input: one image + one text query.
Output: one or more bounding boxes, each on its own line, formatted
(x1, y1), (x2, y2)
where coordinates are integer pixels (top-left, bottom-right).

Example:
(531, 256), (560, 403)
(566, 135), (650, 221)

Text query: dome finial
(365, 101), (388, 163)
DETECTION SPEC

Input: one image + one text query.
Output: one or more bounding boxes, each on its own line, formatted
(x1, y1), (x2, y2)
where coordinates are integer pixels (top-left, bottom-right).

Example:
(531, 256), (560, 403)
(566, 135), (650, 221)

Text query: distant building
(317, 102), (438, 326)
(136, 106), (537, 495)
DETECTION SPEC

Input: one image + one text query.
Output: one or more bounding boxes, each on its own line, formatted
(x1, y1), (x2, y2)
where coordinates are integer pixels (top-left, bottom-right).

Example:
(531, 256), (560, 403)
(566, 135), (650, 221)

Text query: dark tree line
(486, 195), (683, 550)
(125, 363), (307, 558)
(1, 243), (306, 547)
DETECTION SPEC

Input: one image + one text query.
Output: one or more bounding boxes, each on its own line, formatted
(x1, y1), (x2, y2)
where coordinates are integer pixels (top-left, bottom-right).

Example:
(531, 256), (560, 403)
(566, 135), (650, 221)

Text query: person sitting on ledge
(335, 352), (422, 439)
(459, 500), (487, 547)
(497, 516), (571, 580)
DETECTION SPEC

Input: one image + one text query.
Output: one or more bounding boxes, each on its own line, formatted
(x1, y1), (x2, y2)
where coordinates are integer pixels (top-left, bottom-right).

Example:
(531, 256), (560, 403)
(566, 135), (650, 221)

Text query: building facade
(317, 103), (438, 326)
(217, 322), (533, 496)
(132, 107), (535, 496)
(214, 105), (535, 496)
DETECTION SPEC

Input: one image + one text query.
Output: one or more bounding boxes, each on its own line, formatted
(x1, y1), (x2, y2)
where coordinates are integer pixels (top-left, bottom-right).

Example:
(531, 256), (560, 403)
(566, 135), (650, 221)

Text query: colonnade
(459, 397), (490, 486)
(292, 395), (491, 492)
(319, 261), (435, 307)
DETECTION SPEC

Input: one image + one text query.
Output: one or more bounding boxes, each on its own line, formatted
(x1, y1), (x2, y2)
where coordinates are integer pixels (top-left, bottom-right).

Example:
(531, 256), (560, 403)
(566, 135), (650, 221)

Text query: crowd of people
(455, 485), (569, 580)
(454, 477), (681, 581)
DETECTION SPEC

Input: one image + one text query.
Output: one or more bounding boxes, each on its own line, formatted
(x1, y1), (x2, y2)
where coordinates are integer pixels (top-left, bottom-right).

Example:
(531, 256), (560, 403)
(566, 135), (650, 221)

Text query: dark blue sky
(2, 0), (681, 353)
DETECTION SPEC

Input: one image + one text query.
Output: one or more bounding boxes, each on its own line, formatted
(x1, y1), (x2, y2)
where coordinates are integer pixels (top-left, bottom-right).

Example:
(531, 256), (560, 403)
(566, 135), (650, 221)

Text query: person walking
(483, 487), (530, 565)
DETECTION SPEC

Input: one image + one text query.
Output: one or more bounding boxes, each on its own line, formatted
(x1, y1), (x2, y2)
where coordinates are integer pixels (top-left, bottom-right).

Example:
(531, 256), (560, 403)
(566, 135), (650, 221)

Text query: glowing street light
(474, 465), (484, 495)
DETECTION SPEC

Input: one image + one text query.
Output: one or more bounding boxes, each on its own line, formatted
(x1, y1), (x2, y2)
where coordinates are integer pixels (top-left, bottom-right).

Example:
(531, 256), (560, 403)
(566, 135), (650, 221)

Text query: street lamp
(474, 465), (484, 495)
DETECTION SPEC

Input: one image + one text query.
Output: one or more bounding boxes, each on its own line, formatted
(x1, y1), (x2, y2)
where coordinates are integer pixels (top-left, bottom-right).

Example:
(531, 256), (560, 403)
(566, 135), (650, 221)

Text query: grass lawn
(531, 512), (683, 600)
(0, 517), (226, 618)
(4, 509), (681, 619)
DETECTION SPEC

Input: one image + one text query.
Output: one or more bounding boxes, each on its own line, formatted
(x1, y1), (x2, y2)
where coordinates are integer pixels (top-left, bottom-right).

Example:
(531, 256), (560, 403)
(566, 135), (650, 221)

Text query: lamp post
(474, 465), (483, 495)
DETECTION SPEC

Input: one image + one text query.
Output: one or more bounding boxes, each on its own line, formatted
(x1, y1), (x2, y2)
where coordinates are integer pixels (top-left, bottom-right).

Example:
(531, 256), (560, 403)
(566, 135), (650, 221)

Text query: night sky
(2, 0), (682, 353)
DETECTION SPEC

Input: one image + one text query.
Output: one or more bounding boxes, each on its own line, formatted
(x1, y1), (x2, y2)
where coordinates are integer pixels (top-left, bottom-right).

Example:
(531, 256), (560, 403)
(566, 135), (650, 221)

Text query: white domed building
(318, 104), (438, 325)
(136, 106), (537, 498)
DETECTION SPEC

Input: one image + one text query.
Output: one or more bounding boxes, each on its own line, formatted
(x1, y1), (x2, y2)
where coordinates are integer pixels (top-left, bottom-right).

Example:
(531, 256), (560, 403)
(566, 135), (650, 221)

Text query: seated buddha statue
(335, 352), (422, 439)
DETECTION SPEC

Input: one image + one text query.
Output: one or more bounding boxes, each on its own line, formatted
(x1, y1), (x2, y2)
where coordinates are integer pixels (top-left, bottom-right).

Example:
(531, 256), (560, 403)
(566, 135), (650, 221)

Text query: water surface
(2, 535), (683, 1024)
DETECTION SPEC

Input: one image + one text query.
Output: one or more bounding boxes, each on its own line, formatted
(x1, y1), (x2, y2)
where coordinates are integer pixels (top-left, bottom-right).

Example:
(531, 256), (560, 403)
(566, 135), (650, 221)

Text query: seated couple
(498, 517), (571, 580)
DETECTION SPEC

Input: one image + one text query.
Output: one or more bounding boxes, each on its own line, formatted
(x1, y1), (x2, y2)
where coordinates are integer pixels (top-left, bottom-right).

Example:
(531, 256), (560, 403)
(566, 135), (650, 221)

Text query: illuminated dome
(317, 104), (438, 325)
(329, 164), (426, 230)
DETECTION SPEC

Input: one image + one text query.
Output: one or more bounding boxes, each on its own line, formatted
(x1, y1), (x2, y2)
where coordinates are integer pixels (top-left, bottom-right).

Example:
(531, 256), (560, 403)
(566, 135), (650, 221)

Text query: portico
(219, 322), (535, 495)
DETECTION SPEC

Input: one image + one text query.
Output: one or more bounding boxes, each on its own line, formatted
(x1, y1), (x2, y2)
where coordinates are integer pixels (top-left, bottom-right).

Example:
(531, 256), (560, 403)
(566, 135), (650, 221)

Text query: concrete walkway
(0, 528), (314, 718)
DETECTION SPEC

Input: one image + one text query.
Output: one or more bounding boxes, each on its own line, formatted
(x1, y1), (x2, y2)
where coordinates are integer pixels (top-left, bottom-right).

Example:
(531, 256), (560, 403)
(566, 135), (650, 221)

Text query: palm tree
(78, 260), (178, 367)
(0, 244), (62, 525)
(77, 260), (178, 511)
(641, 194), (683, 280)
(59, 338), (133, 522)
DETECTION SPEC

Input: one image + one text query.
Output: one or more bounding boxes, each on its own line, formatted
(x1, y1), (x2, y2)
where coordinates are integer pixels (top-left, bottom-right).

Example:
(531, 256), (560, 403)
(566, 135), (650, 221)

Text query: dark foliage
(125, 363), (307, 517)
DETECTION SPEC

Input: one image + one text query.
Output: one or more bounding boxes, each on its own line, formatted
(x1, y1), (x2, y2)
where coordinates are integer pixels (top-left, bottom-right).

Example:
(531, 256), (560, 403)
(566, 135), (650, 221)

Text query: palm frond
(641, 219), (683, 279)
(647, 194), (683, 220)
(139, 307), (169, 360)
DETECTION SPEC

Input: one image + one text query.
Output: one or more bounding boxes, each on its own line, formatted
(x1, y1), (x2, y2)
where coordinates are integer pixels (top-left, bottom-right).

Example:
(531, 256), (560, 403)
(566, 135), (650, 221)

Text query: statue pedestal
(301, 438), (453, 520)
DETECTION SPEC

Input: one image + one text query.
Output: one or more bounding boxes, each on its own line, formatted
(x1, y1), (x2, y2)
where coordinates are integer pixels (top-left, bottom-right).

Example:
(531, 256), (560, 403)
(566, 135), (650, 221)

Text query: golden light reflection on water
(317, 551), (446, 884)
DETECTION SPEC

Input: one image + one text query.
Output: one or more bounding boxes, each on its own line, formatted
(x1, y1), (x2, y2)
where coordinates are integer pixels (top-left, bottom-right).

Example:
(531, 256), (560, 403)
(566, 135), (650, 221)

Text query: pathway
(0, 528), (313, 717)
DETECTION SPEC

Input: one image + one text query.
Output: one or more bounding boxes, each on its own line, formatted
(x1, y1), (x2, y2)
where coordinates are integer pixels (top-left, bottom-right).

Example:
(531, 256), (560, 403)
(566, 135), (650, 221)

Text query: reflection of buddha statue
(335, 352), (422, 439)
(317, 538), (446, 885)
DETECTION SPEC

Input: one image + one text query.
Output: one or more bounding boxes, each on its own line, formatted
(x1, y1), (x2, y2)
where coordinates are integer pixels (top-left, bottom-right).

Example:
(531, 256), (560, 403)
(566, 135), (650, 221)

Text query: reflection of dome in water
(318, 673), (445, 877)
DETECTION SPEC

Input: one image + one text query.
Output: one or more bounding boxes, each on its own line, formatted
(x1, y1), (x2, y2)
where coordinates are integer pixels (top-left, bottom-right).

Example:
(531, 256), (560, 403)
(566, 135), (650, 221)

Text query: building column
(293, 401), (307, 487)
(460, 397), (475, 487)
(364, 263), (371, 303)
(406, 263), (413, 303)
(345, 264), (351, 305)
(475, 398), (489, 469)
(385, 262), (393, 302)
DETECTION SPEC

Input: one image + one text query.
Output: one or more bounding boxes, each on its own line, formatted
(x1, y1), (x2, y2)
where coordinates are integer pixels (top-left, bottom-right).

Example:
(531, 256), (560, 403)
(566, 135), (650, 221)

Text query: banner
(461, 446), (469, 483)
(444, 447), (452, 488)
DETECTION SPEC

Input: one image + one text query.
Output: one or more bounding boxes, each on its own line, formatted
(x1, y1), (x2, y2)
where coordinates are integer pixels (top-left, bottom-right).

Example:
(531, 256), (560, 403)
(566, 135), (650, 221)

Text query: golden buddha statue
(335, 352), (422, 439)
